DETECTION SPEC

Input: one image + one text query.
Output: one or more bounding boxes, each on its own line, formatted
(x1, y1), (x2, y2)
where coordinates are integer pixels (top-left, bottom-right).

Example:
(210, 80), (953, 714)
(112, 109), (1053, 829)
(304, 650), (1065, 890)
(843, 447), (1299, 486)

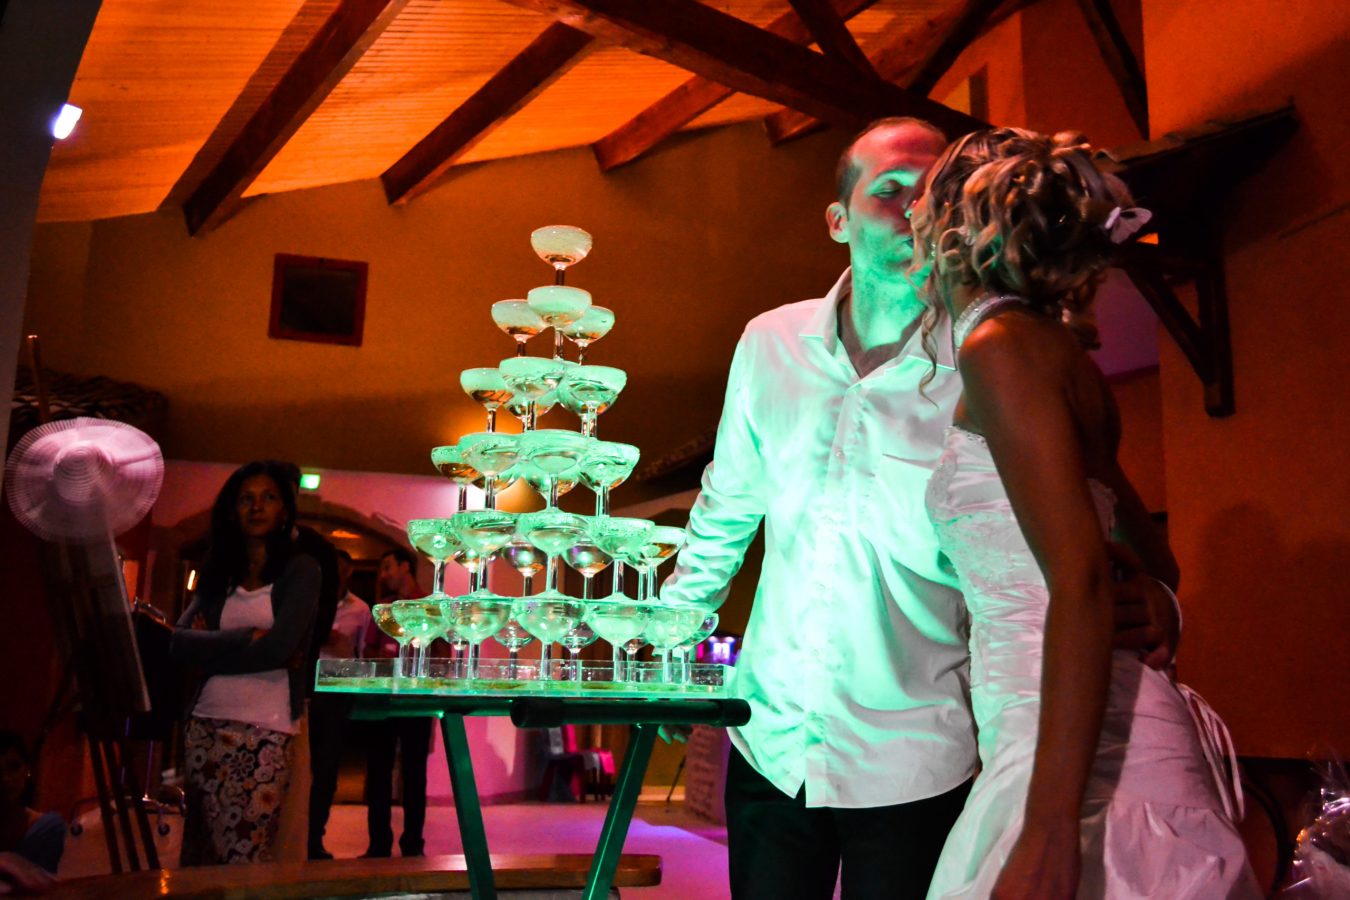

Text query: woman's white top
(193, 584), (298, 735)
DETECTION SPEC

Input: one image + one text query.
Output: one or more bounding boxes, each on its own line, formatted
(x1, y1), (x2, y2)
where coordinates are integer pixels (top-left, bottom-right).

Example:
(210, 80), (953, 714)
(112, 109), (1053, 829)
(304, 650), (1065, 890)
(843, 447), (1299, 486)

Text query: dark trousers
(725, 748), (970, 900)
(307, 692), (354, 855)
(364, 716), (433, 856)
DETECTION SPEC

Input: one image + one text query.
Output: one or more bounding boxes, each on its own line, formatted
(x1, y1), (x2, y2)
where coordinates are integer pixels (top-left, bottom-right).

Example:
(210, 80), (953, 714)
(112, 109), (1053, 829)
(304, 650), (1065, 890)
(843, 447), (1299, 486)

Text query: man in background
(307, 550), (372, 859)
(362, 547), (431, 858)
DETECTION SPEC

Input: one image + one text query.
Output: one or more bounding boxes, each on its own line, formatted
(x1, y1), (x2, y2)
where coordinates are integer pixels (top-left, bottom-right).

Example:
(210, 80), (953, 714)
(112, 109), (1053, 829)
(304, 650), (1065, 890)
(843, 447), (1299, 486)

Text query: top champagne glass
(530, 225), (592, 281)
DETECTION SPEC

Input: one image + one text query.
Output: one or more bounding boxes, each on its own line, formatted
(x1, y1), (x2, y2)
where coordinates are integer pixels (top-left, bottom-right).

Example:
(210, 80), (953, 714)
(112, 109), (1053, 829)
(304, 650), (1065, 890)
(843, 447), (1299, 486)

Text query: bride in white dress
(907, 128), (1259, 899)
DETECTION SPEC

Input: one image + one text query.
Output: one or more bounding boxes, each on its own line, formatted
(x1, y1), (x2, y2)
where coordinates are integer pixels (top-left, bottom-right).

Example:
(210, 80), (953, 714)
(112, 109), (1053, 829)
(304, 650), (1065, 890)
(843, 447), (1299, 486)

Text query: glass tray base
(316, 658), (734, 699)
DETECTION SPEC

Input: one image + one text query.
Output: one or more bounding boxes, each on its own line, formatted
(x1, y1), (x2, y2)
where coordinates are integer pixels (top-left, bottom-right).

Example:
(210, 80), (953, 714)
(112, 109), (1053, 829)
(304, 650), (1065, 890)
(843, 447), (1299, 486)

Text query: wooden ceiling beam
(501, 0), (985, 138)
(1074, 0), (1149, 138)
(787, 0), (876, 75)
(765, 0), (1004, 146)
(591, 0), (878, 173)
(181, 0), (410, 236)
(381, 23), (594, 205)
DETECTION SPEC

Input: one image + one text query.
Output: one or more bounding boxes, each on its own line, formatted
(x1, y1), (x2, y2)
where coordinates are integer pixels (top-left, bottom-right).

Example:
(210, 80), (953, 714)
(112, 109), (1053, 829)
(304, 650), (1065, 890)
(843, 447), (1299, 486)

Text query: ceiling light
(51, 103), (82, 140)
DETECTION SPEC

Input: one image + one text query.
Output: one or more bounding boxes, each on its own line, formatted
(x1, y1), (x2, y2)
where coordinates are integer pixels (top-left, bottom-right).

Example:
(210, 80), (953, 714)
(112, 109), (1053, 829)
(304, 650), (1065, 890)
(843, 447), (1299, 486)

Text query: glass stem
(467, 642), (479, 680)
(526, 402), (537, 431)
(522, 574), (534, 597)
(582, 412), (596, 438)
(545, 556), (558, 592)
(612, 561), (625, 596)
(555, 267), (566, 286)
(553, 330), (565, 360)
(508, 646), (519, 681)
(548, 478), (559, 508)
(516, 341), (528, 357)
(679, 647), (692, 685)
(456, 485), (467, 512)
(577, 343), (587, 365)
(486, 408), (497, 433)
(414, 640), (427, 679)
(570, 648), (582, 683)
(433, 560), (445, 595)
(485, 477), (498, 510)
(661, 650), (672, 684)
(540, 642), (552, 682)
(611, 643), (623, 683)
(397, 641), (411, 680)
(583, 575), (593, 601)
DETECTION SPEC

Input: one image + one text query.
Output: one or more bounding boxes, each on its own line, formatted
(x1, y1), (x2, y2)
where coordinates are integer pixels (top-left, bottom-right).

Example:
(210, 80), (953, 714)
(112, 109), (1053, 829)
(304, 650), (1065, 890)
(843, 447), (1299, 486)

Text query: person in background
(0, 731), (64, 875)
(362, 547), (431, 858)
(308, 550), (373, 859)
(170, 460), (320, 865)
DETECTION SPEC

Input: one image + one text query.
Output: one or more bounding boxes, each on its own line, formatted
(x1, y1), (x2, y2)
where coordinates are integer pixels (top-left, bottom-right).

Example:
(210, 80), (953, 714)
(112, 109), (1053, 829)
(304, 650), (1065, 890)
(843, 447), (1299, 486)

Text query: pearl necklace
(952, 293), (1028, 354)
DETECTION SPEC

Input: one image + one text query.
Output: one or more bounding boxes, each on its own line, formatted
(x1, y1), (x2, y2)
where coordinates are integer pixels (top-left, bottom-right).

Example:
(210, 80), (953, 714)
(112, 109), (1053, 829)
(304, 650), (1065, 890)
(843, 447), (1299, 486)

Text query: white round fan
(5, 417), (164, 542)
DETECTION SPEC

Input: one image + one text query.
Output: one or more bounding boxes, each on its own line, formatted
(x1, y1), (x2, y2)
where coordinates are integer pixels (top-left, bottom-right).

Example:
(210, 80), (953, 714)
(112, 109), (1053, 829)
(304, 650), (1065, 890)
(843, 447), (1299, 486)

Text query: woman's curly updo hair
(910, 127), (1133, 359)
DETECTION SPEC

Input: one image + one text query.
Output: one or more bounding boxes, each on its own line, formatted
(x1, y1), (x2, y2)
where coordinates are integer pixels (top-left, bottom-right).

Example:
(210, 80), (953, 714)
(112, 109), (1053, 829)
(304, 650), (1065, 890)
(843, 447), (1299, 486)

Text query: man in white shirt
(664, 118), (1176, 898)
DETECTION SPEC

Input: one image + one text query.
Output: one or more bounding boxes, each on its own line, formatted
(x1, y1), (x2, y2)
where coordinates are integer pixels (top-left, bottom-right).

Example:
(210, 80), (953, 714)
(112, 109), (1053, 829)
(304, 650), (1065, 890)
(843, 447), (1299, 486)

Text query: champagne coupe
(559, 306), (614, 363)
(497, 538), (543, 678)
(449, 509), (518, 592)
(460, 367), (512, 432)
(389, 598), (445, 679)
(562, 519), (614, 601)
(448, 591), (513, 680)
(636, 525), (687, 602)
(585, 597), (651, 684)
(675, 612), (718, 686)
(430, 445), (480, 512)
(517, 429), (591, 508)
(557, 365), (627, 437)
(530, 225), (592, 283)
(560, 620), (599, 683)
(457, 432), (519, 509)
(643, 602), (708, 684)
(492, 299), (545, 356)
(516, 510), (590, 681)
(500, 357), (569, 431)
(579, 441), (640, 516)
(527, 286), (591, 360)
(518, 463), (580, 506)
(505, 388), (557, 431)
(406, 518), (461, 599)
(372, 603), (413, 679)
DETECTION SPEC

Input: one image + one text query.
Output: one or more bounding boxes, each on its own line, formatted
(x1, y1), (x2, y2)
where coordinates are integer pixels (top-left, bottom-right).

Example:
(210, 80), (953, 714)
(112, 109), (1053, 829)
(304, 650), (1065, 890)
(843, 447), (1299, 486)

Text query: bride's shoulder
(957, 308), (1076, 382)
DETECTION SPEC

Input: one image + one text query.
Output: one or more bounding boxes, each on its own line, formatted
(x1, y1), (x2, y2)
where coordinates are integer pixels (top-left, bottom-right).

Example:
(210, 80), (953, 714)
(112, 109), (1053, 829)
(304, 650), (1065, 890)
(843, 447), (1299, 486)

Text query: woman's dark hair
(195, 460), (299, 607)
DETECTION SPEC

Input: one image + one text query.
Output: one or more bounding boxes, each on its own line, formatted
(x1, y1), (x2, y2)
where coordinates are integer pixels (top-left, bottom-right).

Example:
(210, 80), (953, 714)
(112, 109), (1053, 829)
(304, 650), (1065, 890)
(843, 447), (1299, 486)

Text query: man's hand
(1107, 543), (1180, 670)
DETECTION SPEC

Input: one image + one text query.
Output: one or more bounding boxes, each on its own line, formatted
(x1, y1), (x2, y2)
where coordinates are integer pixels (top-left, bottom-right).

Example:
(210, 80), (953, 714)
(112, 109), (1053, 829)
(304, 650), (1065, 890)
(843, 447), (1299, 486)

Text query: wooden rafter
(591, 0), (878, 173)
(1075, 0), (1149, 138)
(765, 0), (1004, 145)
(501, 0), (985, 138)
(181, 0), (410, 235)
(381, 23), (594, 205)
(787, 0), (876, 74)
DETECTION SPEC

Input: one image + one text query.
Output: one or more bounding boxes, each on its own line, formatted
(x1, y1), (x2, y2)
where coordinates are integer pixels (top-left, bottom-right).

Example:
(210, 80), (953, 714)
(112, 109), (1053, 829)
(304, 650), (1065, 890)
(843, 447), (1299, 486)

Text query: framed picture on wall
(269, 253), (368, 346)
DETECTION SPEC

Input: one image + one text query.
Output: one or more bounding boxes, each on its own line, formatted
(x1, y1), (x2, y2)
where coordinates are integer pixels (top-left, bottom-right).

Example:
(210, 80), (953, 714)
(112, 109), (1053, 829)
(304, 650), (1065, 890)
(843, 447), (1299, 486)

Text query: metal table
(324, 682), (749, 900)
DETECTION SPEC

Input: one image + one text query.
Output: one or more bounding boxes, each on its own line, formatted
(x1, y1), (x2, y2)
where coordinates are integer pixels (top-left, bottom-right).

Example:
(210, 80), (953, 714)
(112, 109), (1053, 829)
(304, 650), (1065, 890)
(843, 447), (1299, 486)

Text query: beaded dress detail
(923, 298), (1258, 898)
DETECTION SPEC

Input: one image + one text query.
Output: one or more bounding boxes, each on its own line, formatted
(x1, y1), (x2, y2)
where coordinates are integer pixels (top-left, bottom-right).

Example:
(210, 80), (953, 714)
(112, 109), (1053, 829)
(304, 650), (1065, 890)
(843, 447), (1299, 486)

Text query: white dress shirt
(663, 269), (977, 808)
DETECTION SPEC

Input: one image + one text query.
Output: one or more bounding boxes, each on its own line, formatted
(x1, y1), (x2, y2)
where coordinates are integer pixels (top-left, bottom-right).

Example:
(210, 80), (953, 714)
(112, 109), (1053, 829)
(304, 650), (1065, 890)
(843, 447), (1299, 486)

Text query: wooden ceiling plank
(380, 23), (595, 204)
(1074, 0), (1149, 138)
(592, 0), (878, 173)
(501, 0), (985, 138)
(786, 0), (876, 75)
(764, 0), (1004, 146)
(182, 0), (411, 235)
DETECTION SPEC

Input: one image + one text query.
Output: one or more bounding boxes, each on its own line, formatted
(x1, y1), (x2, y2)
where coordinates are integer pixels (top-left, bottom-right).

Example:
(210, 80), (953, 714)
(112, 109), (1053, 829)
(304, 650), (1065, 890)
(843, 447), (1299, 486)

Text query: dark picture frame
(269, 253), (368, 346)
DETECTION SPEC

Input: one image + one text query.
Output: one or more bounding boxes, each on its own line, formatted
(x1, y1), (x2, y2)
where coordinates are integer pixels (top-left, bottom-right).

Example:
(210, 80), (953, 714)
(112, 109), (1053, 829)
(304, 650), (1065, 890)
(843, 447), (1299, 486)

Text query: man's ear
(826, 201), (849, 244)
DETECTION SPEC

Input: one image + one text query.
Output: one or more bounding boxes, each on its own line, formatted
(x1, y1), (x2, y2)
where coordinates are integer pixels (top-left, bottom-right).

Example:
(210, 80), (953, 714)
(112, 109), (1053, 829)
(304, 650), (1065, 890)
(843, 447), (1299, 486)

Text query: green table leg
(583, 723), (658, 900)
(441, 715), (497, 900)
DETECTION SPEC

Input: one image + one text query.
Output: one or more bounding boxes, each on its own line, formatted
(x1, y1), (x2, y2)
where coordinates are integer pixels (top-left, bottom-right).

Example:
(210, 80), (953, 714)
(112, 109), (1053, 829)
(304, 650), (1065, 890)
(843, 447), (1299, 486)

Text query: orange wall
(25, 123), (854, 477)
(1144, 0), (1350, 757)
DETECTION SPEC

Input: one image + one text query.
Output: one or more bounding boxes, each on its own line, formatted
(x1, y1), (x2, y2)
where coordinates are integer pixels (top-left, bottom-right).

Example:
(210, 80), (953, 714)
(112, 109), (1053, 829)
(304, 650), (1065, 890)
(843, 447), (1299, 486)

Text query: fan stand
(43, 539), (161, 873)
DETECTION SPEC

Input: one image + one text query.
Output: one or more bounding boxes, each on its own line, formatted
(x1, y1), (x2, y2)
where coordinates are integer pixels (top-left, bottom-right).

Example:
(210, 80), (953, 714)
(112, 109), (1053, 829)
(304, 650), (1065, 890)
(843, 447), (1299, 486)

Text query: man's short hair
(834, 117), (949, 205)
(381, 546), (417, 576)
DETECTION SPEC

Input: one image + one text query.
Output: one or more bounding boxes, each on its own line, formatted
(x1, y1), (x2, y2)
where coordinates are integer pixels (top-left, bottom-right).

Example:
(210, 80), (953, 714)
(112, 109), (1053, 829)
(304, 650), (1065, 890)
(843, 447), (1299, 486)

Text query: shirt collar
(802, 268), (956, 371)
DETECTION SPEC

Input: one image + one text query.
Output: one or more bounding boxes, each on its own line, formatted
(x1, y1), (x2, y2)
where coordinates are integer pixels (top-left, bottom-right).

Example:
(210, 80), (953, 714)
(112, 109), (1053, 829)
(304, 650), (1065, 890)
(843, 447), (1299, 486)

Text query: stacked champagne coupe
(363, 226), (722, 695)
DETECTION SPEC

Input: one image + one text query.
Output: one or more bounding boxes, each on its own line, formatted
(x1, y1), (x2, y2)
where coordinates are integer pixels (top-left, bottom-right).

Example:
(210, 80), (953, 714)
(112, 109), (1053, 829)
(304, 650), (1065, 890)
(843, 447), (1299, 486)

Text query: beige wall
(1144, 0), (1350, 756)
(25, 123), (853, 479)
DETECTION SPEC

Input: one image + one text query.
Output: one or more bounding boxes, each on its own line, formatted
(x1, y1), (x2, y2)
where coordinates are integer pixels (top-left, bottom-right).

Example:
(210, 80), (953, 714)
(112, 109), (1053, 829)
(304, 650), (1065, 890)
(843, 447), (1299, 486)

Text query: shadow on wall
(1183, 503), (1350, 760)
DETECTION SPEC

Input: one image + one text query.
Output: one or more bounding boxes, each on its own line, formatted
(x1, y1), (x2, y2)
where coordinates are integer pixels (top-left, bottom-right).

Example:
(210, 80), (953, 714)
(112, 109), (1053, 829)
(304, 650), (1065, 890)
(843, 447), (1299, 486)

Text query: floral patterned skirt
(181, 716), (293, 866)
